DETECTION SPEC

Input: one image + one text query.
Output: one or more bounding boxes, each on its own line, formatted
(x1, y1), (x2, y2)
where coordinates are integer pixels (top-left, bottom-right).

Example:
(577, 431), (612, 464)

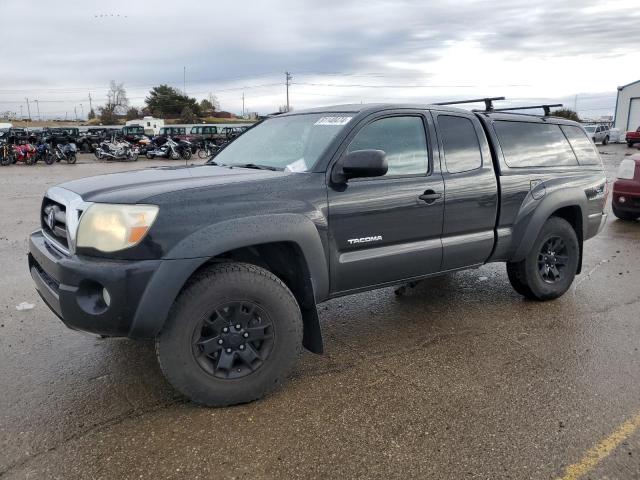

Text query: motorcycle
(12, 143), (37, 165)
(0, 140), (13, 166)
(146, 137), (191, 160)
(197, 140), (222, 159)
(33, 143), (55, 165)
(51, 143), (77, 164)
(95, 139), (138, 161)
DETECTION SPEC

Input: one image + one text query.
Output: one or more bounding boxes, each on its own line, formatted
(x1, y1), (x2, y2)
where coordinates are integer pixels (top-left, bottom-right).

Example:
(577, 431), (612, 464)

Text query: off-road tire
(613, 205), (638, 221)
(156, 262), (303, 407)
(506, 217), (579, 301)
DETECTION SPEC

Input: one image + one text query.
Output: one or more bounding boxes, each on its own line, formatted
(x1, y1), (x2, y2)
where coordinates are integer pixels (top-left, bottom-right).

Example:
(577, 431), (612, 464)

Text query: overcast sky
(1, 0), (639, 120)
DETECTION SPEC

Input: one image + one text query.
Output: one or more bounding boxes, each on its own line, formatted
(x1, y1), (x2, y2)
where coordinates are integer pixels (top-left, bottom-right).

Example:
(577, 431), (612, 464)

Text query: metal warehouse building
(614, 79), (640, 132)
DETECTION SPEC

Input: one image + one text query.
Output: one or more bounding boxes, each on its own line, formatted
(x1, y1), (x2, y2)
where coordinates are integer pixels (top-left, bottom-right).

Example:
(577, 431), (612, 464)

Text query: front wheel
(197, 148), (208, 159)
(67, 154), (77, 164)
(156, 262), (303, 407)
(602, 136), (609, 145)
(506, 217), (579, 301)
(181, 149), (192, 160)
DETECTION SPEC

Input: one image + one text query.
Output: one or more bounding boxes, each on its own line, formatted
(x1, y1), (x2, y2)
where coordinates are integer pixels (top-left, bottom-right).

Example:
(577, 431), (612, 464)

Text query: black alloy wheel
(537, 236), (569, 284)
(192, 301), (275, 380)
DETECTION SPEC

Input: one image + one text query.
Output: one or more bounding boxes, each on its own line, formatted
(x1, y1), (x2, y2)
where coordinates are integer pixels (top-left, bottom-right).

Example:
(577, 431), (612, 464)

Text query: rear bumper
(29, 230), (205, 338)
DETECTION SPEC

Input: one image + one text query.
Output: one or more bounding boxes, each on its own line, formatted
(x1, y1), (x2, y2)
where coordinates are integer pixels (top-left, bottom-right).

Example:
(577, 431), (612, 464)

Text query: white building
(125, 116), (164, 135)
(614, 79), (640, 133)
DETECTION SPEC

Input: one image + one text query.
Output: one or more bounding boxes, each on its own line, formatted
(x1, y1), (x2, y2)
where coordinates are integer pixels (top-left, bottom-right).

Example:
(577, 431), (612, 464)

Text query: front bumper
(612, 191), (640, 214)
(29, 230), (161, 336)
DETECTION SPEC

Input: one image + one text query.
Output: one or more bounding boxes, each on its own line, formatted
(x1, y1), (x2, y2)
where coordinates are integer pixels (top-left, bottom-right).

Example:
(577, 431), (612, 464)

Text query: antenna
(434, 97), (505, 111)
(492, 104), (563, 116)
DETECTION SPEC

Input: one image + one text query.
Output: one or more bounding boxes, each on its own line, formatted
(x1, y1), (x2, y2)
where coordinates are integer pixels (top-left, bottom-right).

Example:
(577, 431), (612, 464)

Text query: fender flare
(129, 214), (329, 345)
(511, 188), (587, 262)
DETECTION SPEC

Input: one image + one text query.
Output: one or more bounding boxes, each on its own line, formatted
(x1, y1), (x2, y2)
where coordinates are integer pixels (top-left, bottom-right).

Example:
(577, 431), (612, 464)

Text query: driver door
(327, 112), (444, 294)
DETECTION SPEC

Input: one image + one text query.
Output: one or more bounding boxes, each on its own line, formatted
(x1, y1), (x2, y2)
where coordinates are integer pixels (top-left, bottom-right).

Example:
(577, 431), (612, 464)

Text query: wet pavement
(1, 146), (639, 479)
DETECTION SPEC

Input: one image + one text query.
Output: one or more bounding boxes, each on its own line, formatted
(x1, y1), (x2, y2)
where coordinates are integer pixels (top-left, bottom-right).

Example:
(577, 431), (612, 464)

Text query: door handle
(419, 190), (442, 204)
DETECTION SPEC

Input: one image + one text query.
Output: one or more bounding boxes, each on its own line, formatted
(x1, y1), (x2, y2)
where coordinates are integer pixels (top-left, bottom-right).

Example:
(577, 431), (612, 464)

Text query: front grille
(42, 198), (69, 250)
(32, 259), (60, 292)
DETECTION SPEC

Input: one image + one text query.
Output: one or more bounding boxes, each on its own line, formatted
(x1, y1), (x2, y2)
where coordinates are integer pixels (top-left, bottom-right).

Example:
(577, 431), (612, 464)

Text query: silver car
(584, 124), (610, 145)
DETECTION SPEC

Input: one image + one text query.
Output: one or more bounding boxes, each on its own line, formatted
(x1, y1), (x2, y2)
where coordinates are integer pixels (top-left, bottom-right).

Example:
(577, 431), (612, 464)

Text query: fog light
(619, 196), (626, 204)
(102, 288), (111, 307)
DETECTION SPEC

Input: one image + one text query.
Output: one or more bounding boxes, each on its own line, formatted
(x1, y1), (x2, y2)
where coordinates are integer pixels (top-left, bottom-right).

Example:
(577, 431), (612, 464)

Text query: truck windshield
(212, 113), (353, 171)
(584, 126), (596, 133)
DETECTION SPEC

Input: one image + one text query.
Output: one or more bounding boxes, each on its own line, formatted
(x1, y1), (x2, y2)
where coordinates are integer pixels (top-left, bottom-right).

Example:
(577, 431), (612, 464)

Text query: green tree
(87, 108), (96, 120)
(551, 108), (580, 122)
(199, 98), (214, 116)
(145, 85), (200, 117)
(125, 107), (140, 120)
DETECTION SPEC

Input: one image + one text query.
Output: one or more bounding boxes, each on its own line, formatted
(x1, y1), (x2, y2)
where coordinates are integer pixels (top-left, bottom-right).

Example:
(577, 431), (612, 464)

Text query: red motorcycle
(12, 143), (37, 165)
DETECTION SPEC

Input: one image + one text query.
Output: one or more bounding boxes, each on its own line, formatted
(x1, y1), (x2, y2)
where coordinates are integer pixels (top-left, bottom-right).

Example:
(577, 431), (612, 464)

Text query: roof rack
(433, 97), (505, 111)
(491, 104), (563, 116)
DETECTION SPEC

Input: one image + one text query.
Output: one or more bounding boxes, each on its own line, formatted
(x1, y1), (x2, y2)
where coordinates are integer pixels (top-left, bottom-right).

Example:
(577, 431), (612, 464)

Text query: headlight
(76, 204), (159, 252)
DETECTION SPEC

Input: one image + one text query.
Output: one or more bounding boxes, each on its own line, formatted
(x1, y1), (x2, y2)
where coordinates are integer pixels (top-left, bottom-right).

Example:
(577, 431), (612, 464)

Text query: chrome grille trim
(42, 186), (92, 255)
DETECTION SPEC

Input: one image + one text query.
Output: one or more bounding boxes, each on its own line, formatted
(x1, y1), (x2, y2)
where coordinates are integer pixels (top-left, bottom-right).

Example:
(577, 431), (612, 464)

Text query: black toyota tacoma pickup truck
(28, 103), (607, 406)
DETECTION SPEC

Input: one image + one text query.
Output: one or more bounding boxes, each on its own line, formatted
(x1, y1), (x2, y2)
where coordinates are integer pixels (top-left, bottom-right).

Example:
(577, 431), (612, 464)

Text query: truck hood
(59, 164), (285, 203)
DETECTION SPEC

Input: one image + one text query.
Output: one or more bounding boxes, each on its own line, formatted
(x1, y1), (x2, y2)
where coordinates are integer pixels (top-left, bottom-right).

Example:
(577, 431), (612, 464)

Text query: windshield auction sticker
(314, 116), (352, 126)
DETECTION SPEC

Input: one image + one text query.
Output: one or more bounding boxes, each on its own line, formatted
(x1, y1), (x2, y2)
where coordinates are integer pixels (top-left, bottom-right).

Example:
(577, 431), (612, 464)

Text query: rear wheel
(506, 217), (579, 301)
(156, 262), (303, 407)
(67, 153), (77, 164)
(197, 148), (208, 159)
(181, 149), (192, 160)
(613, 205), (638, 221)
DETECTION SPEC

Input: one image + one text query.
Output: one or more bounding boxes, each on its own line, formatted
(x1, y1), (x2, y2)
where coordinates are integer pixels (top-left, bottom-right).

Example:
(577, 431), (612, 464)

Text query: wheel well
(550, 205), (584, 274)
(197, 242), (323, 354)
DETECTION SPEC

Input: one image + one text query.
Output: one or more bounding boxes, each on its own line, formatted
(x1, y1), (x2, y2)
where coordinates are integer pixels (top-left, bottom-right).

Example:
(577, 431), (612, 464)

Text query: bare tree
(99, 81), (129, 124)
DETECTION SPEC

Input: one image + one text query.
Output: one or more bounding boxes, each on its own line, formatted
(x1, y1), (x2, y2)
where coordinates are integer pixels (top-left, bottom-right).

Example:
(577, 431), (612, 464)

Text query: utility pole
(25, 97), (32, 120)
(34, 100), (41, 121)
(88, 92), (93, 113)
(20, 105), (23, 118)
(80, 104), (84, 119)
(183, 66), (186, 95)
(74, 106), (78, 121)
(285, 71), (292, 112)
(242, 91), (245, 117)
(574, 94), (578, 112)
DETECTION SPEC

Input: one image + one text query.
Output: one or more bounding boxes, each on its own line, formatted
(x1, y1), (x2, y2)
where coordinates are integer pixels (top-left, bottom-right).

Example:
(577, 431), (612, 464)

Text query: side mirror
(334, 149), (388, 183)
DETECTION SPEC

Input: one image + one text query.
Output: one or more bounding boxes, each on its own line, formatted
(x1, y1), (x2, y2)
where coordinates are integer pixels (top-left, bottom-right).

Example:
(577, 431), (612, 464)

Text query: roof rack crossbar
(492, 104), (563, 116)
(433, 96), (505, 111)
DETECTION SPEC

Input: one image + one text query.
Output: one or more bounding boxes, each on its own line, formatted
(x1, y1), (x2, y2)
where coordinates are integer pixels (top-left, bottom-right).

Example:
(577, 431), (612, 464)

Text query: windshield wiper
(231, 163), (279, 171)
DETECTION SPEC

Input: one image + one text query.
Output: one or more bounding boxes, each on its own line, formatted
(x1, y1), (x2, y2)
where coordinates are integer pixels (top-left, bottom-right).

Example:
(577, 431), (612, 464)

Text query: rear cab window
(493, 121), (578, 168)
(437, 115), (482, 173)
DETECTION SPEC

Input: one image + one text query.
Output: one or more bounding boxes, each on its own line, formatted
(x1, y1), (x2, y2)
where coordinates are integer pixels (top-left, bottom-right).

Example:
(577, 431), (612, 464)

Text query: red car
(612, 153), (640, 220)
(626, 127), (640, 148)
